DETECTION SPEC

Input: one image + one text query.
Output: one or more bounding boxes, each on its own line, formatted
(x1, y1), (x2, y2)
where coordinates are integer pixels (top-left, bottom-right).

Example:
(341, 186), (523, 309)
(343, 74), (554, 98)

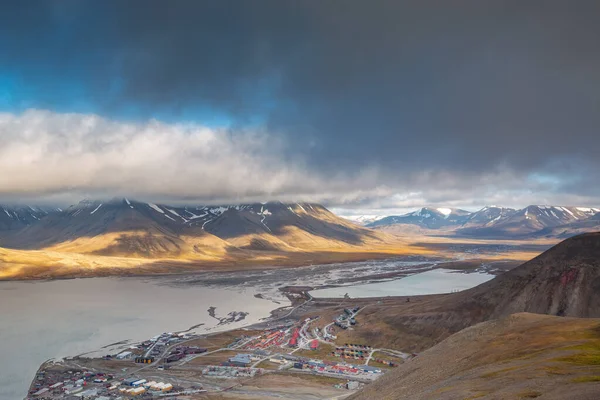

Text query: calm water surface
(0, 257), (489, 399)
(0, 277), (286, 400)
(310, 268), (494, 298)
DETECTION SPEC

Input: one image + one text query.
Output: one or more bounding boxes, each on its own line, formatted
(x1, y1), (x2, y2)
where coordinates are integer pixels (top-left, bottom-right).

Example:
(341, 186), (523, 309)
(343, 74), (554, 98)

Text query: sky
(1, 1), (599, 215)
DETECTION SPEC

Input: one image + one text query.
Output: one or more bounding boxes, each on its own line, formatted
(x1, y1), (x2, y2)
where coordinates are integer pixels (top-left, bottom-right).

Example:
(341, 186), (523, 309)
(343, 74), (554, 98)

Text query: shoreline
(19, 257), (521, 399)
(23, 285), (315, 398)
(0, 251), (430, 282)
(0, 252), (525, 284)
(25, 284), (444, 398)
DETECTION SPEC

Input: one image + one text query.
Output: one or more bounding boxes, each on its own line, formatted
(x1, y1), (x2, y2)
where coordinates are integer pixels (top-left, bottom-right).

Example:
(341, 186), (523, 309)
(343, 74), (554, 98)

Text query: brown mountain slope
(459, 231), (600, 318)
(0, 199), (393, 256)
(350, 313), (600, 400)
(202, 202), (389, 249)
(0, 199), (190, 252)
(0, 200), (412, 279)
(537, 212), (600, 239)
(336, 232), (600, 352)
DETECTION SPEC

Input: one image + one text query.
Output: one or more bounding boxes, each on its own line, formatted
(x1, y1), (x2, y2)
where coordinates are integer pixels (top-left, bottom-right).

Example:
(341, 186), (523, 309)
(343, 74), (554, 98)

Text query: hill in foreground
(343, 233), (600, 399)
(336, 232), (600, 352)
(350, 313), (600, 400)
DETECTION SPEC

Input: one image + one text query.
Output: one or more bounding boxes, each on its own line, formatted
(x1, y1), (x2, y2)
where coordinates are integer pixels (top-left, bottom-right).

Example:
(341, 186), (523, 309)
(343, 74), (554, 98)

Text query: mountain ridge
(364, 204), (600, 238)
(0, 198), (409, 279)
(1, 198), (388, 252)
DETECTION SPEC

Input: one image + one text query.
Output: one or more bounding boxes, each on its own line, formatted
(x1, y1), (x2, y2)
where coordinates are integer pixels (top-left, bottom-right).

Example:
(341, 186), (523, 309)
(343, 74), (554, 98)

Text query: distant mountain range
(0, 199), (388, 253)
(358, 205), (600, 238)
(0, 199), (398, 279)
(367, 207), (471, 229)
(2, 198), (599, 279)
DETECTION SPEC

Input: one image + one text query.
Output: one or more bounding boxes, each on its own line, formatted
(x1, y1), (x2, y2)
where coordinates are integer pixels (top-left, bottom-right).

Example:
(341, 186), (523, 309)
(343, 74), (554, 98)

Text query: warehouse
(128, 387), (146, 396)
(228, 354), (252, 367)
(116, 351), (132, 359)
(131, 379), (147, 387)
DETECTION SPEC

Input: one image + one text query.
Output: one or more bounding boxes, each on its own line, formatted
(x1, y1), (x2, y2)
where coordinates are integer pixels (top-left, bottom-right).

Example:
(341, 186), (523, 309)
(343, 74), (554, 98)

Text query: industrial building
(227, 354), (252, 367)
(123, 377), (139, 386)
(115, 351), (132, 359)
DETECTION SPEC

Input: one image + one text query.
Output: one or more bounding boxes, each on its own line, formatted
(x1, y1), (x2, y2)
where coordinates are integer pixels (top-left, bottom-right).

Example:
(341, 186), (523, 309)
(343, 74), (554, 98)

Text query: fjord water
(0, 258), (483, 399)
(0, 277), (286, 400)
(310, 268), (494, 298)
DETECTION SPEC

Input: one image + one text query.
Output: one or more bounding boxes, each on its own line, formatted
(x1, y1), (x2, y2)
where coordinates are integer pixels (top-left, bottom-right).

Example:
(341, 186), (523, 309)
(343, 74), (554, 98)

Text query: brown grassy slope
(0, 239), (424, 280)
(0, 200), (424, 279)
(350, 313), (600, 400)
(1, 200), (399, 257)
(336, 232), (600, 352)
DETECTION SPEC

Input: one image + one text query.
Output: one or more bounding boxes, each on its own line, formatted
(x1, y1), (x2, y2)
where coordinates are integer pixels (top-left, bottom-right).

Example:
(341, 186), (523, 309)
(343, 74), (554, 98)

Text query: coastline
(18, 256), (523, 399)
(23, 286), (309, 398)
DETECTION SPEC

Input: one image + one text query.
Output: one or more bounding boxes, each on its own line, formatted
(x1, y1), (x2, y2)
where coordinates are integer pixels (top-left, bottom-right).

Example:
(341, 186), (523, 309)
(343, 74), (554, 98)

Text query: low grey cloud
(0, 109), (598, 213)
(0, 2), (599, 211)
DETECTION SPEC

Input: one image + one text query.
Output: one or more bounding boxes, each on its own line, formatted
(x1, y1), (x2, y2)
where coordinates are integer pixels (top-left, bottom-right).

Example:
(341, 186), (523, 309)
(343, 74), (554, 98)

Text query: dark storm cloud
(1, 1), (599, 207)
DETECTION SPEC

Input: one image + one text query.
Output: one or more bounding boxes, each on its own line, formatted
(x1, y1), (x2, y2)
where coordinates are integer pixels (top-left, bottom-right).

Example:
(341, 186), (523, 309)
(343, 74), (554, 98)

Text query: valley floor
(0, 234), (555, 280)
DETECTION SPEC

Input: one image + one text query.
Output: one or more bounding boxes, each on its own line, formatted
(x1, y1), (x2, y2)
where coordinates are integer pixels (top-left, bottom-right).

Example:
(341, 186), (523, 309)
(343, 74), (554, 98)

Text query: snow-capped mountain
(367, 207), (471, 229)
(503, 205), (599, 228)
(366, 204), (600, 238)
(536, 211), (600, 238)
(461, 206), (517, 228)
(457, 205), (600, 237)
(3, 200), (600, 249)
(0, 205), (58, 231)
(1, 198), (386, 254)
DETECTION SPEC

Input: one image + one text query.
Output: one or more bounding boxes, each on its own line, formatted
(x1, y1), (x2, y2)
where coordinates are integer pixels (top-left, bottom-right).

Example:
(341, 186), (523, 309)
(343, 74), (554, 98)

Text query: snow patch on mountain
(148, 203), (165, 214)
(436, 208), (452, 217)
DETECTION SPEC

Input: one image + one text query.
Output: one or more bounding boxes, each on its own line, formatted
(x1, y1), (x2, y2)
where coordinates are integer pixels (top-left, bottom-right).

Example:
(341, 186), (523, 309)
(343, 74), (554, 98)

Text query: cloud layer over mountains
(0, 109), (597, 212)
(1, 2), (599, 209)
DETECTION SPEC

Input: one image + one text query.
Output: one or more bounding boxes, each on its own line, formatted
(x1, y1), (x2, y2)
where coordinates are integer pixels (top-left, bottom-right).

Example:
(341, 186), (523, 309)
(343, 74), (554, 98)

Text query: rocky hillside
(460, 232), (600, 318)
(339, 233), (600, 352)
(0, 205), (57, 231)
(536, 212), (600, 239)
(346, 233), (600, 399)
